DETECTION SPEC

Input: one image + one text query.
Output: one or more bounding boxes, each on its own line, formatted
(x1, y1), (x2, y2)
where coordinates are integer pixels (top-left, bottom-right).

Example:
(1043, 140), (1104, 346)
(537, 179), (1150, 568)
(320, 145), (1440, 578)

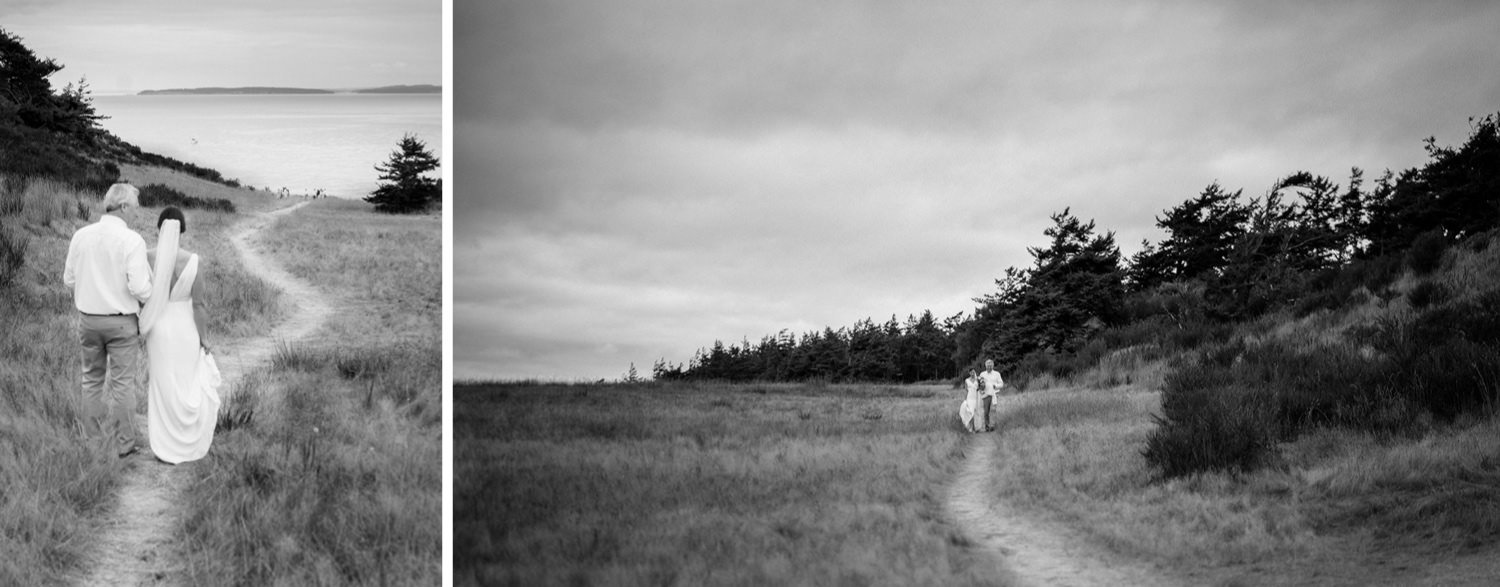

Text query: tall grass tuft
(217, 371), (263, 432)
(0, 223), (26, 289)
(22, 178), (88, 228)
(1, 175), (94, 231)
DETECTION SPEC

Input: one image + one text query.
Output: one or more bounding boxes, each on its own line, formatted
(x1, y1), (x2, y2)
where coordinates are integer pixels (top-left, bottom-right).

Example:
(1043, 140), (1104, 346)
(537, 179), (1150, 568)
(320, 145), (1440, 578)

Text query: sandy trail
(947, 434), (1182, 587)
(77, 201), (330, 586)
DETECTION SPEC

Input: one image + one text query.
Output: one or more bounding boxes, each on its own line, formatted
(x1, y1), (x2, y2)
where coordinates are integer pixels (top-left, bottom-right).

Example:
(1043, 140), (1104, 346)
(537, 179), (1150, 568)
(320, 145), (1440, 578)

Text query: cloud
(3, 0), (441, 91)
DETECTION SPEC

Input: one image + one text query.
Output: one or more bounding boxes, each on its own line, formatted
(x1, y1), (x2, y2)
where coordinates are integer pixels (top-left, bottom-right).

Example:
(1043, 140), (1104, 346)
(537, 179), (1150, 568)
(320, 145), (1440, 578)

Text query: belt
(80, 311), (134, 317)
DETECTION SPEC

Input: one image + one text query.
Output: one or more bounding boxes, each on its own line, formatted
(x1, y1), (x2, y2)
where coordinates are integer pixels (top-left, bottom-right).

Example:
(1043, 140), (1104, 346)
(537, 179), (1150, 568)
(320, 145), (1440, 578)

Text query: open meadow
(459, 373), (1500, 586)
(456, 381), (1014, 586)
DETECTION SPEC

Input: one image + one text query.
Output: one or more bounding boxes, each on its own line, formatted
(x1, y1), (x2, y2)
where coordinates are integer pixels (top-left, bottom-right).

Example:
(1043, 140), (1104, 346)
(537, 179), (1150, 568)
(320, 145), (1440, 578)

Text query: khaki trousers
(79, 313), (142, 451)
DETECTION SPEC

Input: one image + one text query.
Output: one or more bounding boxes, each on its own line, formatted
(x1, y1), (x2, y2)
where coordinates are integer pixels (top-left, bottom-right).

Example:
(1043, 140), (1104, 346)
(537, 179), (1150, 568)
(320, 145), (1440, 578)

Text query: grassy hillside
(960, 231), (1500, 583)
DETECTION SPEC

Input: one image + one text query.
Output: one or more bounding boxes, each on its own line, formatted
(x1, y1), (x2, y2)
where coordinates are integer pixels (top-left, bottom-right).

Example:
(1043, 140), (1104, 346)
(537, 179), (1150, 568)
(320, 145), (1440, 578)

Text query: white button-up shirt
(980, 369), (1005, 398)
(63, 215), (152, 315)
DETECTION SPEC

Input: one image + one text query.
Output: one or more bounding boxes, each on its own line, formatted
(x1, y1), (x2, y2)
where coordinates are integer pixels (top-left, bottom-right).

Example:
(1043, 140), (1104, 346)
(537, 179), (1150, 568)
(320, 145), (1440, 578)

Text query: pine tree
(1, 27), (104, 136)
(365, 133), (441, 214)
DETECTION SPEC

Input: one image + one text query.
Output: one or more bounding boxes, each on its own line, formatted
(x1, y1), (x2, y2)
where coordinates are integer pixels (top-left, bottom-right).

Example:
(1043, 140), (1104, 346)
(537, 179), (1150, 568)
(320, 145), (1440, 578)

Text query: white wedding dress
(959, 378), (979, 432)
(143, 234), (222, 464)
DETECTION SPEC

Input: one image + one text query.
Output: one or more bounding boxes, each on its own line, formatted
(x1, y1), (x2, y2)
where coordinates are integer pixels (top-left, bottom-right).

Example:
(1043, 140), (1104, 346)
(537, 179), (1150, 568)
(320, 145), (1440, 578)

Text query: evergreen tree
(366, 133), (441, 213)
(1365, 114), (1500, 254)
(0, 28), (62, 127)
(1020, 209), (1126, 353)
(962, 209), (1125, 368)
(1128, 182), (1250, 291)
(0, 28), (102, 135)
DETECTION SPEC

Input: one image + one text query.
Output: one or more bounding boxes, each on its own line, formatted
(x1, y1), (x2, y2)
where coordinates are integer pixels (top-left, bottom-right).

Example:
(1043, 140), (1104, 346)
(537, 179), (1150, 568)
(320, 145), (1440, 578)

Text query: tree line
(654, 310), (962, 383)
(661, 113), (1500, 383)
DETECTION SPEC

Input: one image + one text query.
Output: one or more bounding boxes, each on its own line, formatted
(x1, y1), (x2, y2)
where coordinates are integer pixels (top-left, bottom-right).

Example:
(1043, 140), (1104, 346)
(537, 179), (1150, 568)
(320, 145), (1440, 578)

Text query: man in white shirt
(63, 183), (152, 458)
(979, 359), (1005, 432)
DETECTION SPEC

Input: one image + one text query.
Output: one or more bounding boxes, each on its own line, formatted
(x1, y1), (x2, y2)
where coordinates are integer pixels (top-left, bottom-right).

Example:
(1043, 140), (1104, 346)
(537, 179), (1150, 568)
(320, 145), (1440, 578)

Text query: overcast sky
(457, 1), (1500, 382)
(1, 0), (441, 93)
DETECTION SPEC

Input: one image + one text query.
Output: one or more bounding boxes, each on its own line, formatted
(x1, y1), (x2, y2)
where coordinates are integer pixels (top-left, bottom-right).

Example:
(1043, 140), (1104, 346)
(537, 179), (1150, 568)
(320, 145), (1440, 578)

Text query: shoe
(117, 444), (140, 459)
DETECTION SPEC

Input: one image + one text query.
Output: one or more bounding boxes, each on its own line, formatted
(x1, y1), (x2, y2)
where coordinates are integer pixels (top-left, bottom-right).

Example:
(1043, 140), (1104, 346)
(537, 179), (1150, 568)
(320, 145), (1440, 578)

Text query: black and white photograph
(8, 0), (1500, 584)
(0, 0), (442, 583)
(456, 1), (1500, 586)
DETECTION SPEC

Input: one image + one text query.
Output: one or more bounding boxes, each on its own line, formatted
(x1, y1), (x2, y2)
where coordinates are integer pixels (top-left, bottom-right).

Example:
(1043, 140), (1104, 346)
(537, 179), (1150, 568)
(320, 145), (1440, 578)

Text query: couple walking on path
(65, 183), (221, 463)
(960, 359), (1006, 433)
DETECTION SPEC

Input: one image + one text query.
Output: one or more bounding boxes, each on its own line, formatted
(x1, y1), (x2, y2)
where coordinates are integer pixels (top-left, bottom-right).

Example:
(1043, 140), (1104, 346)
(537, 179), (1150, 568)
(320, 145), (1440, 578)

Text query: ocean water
(93, 94), (442, 199)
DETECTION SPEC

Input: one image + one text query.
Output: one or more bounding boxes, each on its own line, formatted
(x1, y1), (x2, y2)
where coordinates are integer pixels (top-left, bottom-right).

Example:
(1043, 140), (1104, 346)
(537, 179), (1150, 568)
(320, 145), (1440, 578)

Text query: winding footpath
(947, 433), (1182, 587)
(76, 202), (332, 586)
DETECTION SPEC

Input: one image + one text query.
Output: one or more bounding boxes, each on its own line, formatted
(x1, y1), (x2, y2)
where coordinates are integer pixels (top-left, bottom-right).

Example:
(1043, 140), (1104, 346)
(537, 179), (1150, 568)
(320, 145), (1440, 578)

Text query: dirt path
(77, 201), (331, 586)
(947, 435), (1182, 587)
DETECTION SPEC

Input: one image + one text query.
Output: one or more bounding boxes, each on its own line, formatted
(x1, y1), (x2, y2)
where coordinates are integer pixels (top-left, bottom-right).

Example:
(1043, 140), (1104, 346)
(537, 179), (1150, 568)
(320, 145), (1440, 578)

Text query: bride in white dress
(959, 369), (980, 433)
(139, 207), (222, 464)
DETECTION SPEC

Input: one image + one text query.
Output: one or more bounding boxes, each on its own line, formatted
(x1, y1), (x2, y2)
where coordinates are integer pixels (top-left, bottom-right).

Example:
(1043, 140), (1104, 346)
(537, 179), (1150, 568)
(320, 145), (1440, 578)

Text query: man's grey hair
(102, 183), (140, 212)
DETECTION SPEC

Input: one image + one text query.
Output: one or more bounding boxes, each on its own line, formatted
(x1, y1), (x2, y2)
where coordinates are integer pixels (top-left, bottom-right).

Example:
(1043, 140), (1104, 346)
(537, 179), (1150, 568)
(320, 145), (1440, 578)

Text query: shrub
(1145, 346), (1277, 477)
(1377, 303), (1500, 419)
(137, 183), (235, 213)
(1406, 289), (1500, 348)
(1145, 339), (1407, 478)
(1461, 228), (1495, 253)
(0, 124), (119, 194)
(1407, 230), (1449, 275)
(1145, 369), (1275, 478)
(1397, 339), (1500, 420)
(1407, 281), (1449, 310)
(1166, 319), (1232, 351)
(1292, 288), (1343, 317)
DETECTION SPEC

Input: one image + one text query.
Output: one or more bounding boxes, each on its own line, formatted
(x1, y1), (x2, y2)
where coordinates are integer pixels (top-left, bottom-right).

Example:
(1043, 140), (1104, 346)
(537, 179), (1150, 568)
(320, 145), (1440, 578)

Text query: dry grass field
(456, 381), (1012, 586)
(458, 372), (1500, 586)
(172, 196), (441, 584)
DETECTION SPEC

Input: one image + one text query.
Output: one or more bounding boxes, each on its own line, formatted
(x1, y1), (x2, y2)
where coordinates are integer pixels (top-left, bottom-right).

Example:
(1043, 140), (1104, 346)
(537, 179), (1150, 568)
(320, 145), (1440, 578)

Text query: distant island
(139, 84), (441, 96)
(354, 84), (443, 94)
(139, 87), (333, 95)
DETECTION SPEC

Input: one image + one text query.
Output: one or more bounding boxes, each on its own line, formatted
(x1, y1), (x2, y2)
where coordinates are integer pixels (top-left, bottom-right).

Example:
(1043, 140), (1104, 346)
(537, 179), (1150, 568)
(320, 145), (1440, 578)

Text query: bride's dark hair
(157, 206), (187, 234)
